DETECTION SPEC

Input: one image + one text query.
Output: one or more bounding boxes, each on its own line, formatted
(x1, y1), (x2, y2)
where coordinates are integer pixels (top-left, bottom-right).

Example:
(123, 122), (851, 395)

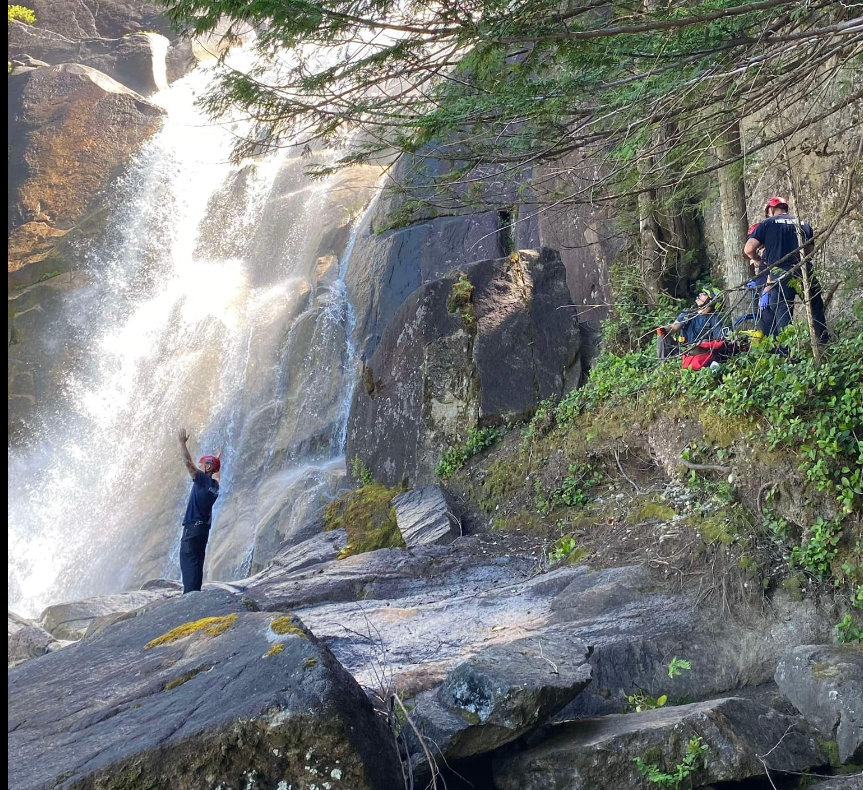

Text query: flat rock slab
(493, 697), (827, 790)
(253, 528), (348, 579)
(775, 644), (863, 763)
(807, 777), (863, 790)
(409, 628), (591, 762)
(392, 486), (460, 546)
(8, 611), (59, 667)
(9, 589), (401, 790)
(39, 587), (181, 640)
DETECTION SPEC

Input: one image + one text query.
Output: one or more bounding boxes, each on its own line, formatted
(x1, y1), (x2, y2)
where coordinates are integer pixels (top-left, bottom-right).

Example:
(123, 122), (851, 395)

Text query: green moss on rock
(324, 482), (407, 559)
(144, 614), (237, 649)
(270, 616), (306, 638)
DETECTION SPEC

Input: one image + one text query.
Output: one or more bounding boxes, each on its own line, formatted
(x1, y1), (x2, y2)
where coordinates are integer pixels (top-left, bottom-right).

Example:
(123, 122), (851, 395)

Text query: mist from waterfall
(8, 54), (373, 618)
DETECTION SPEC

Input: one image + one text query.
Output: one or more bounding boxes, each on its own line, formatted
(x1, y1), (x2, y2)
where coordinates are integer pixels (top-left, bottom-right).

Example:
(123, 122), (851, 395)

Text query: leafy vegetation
(520, 319), (862, 595)
(8, 5), (36, 24)
(156, 0), (857, 244)
(668, 657), (692, 680)
(634, 736), (708, 788)
(834, 614), (863, 644)
(626, 691), (668, 713)
(351, 455), (375, 487)
(447, 274), (477, 330)
(547, 534), (586, 565)
(436, 426), (503, 480)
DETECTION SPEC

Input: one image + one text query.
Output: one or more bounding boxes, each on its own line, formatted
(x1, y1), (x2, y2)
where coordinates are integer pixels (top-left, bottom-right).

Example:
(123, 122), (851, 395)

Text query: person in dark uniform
(177, 428), (220, 593)
(744, 196), (828, 343)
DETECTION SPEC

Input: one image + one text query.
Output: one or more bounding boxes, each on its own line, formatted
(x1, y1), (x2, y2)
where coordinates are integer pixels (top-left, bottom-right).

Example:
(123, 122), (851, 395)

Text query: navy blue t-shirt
(182, 471), (219, 526)
(750, 215), (813, 275)
(674, 311), (723, 343)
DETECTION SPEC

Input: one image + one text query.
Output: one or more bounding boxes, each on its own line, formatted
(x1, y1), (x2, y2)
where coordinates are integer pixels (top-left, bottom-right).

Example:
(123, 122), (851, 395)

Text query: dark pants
(760, 268), (829, 343)
(180, 521), (210, 593)
(657, 333), (682, 359)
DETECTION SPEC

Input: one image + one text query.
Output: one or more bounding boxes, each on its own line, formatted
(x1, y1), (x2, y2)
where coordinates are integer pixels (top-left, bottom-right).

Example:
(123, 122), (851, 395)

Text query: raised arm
(213, 448), (222, 484)
(178, 429), (198, 479)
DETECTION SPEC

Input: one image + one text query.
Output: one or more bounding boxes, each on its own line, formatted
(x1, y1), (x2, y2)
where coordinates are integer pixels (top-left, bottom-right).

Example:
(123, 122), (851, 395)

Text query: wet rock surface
(393, 485), (461, 546)
(8, 25), (172, 96)
(346, 248), (581, 487)
(493, 697), (827, 790)
(9, 589), (402, 790)
(8, 64), (165, 277)
(7, 0), (195, 84)
(10, 526), (845, 788)
(775, 644), (863, 764)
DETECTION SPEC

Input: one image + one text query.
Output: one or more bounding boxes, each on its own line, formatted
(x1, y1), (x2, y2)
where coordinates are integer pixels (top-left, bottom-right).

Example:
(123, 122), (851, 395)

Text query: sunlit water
(8, 54), (367, 617)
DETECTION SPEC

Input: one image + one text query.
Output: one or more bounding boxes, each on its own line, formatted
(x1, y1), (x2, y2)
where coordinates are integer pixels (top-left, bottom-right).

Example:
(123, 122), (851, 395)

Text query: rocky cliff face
(7, 0), (198, 440)
(347, 248), (581, 487)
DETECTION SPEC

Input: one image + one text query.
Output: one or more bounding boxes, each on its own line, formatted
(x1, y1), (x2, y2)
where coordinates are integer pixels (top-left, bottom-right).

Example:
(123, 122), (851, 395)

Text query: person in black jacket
(744, 196), (828, 343)
(177, 429), (221, 593)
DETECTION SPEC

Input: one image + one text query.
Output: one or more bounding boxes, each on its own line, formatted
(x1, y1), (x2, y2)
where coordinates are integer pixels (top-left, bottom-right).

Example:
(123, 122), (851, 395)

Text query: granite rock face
(392, 485), (461, 546)
(39, 587), (180, 640)
(346, 248), (581, 487)
(8, 24), (173, 96)
(8, 64), (165, 278)
(408, 630), (592, 764)
(775, 644), (863, 764)
(8, 611), (60, 667)
(6, 0), (195, 84)
(493, 697), (827, 790)
(8, 589), (402, 790)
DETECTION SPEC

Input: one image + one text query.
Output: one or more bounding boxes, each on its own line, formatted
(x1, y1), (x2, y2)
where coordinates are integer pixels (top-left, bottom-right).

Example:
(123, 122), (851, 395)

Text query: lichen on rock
(144, 614), (237, 649)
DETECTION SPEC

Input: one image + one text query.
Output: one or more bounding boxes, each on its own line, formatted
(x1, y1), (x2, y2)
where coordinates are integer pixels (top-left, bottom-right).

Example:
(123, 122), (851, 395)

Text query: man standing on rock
(177, 429), (221, 593)
(744, 197), (828, 343)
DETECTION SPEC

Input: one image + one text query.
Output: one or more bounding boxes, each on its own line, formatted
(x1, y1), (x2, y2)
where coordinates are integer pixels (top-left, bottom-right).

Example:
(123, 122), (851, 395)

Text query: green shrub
(790, 518), (842, 580)
(351, 455), (374, 486)
(834, 613), (863, 644)
(8, 5), (36, 24)
(548, 534), (587, 564)
(436, 426), (502, 479)
(634, 736), (708, 788)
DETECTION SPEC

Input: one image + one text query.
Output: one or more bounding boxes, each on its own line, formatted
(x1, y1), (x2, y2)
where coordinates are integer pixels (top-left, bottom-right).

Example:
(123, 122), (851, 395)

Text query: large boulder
(8, 589), (402, 790)
(392, 485), (461, 546)
(8, 24), (173, 96)
(408, 629), (592, 764)
(775, 644), (863, 764)
(6, 0), (195, 83)
(493, 697), (827, 790)
(39, 587), (180, 640)
(346, 248), (581, 487)
(8, 611), (60, 667)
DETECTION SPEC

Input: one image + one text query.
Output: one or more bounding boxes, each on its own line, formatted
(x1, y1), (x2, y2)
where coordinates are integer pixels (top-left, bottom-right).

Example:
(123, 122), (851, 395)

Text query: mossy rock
(269, 615), (307, 639)
(144, 614), (237, 649)
(325, 482), (407, 559)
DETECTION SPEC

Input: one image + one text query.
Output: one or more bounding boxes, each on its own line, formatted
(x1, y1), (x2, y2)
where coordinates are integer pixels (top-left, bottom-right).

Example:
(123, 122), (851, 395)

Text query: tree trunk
(716, 117), (751, 319)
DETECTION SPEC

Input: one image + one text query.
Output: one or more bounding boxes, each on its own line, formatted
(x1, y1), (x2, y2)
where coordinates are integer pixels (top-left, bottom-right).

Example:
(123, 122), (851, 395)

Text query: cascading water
(8, 54), (376, 618)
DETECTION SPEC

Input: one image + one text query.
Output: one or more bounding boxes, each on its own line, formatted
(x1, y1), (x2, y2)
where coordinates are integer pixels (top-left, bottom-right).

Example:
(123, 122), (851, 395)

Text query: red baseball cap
(199, 455), (220, 473)
(766, 196), (788, 210)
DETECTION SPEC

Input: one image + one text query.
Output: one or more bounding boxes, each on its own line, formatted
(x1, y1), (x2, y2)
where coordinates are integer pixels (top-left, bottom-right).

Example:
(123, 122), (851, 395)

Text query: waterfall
(8, 54), (376, 618)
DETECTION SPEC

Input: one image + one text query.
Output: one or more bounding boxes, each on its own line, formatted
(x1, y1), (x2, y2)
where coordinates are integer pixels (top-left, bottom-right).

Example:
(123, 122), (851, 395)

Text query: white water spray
(8, 55), (372, 617)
